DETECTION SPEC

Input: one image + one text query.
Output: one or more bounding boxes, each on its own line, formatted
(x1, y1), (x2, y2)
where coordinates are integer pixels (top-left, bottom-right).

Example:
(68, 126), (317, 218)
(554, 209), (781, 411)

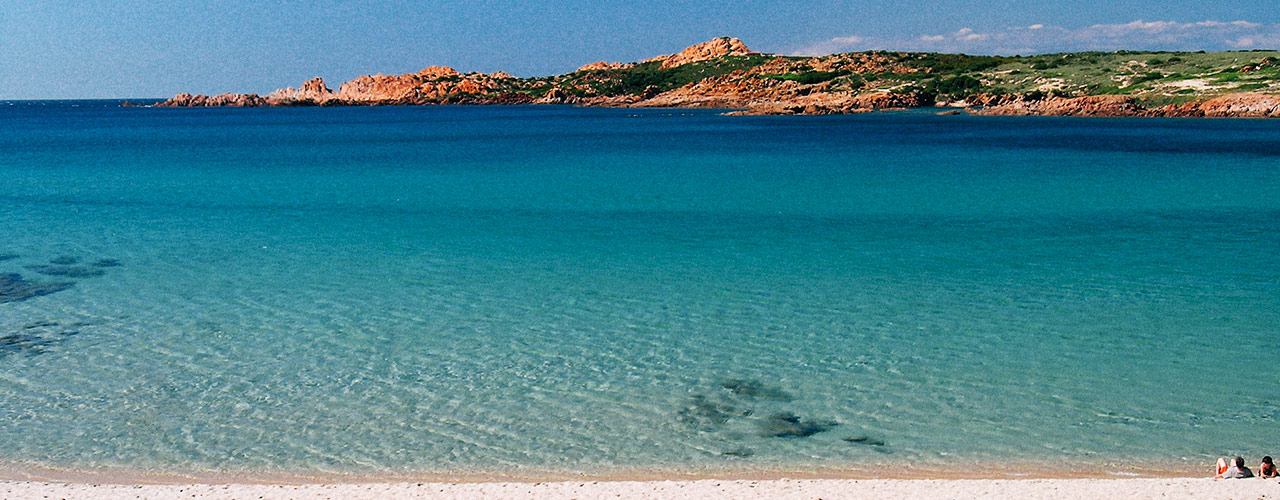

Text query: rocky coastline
(157, 37), (1280, 118)
(971, 92), (1280, 118)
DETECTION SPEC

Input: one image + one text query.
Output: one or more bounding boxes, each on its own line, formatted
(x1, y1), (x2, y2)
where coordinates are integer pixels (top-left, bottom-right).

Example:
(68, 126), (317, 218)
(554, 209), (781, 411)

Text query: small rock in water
(25, 265), (105, 278)
(49, 256), (81, 265)
(0, 273), (75, 303)
(720, 378), (795, 401)
(843, 435), (887, 446)
(91, 258), (123, 268)
(757, 412), (838, 438)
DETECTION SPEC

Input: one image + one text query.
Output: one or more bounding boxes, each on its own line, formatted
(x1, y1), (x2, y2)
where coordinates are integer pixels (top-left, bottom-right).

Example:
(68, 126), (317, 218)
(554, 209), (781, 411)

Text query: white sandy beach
(3, 477), (1278, 500)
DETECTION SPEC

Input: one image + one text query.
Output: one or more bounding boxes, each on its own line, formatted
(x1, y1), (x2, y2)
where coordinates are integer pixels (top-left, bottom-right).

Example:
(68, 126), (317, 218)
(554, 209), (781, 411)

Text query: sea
(0, 100), (1277, 479)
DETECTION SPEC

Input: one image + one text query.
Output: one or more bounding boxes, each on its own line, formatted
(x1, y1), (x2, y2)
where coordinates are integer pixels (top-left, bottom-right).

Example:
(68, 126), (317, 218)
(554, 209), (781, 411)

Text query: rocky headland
(158, 37), (1280, 117)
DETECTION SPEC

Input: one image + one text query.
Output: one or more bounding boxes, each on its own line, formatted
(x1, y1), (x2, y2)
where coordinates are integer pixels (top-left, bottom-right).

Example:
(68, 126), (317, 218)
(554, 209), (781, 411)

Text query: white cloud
(957, 28), (989, 41)
(830, 36), (864, 44)
(793, 20), (1280, 56)
(1230, 35), (1280, 48)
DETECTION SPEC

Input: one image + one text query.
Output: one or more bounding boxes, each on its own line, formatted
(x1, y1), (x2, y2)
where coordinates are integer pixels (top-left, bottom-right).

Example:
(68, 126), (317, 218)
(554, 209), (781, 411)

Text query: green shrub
(898, 53), (1006, 73)
(760, 70), (852, 85)
(928, 75), (984, 97)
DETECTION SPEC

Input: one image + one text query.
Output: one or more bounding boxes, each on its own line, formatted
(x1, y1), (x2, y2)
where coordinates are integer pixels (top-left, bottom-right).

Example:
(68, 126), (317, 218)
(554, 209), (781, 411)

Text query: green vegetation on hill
(537, 55), (774, 97)
(760, 70), (851, 85)
(985, 51), (1279, 100)
(523, 49), (1280, 105)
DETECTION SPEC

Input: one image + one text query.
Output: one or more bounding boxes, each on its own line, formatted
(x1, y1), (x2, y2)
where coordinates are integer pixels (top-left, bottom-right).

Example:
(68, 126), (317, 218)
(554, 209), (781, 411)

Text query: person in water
(1260, 456), (1277, 479)
(1221, 456), (1254, 478)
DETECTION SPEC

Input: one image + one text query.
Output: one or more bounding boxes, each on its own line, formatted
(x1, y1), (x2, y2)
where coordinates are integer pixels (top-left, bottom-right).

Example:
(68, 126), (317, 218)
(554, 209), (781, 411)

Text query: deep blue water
(1, 100), (1278, 477)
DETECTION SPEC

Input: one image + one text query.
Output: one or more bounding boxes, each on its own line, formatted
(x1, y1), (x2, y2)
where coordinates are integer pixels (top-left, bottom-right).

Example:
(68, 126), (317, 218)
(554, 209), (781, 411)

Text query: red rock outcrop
(159, 66), (523, 107)
(963, 93), (1019, 107)
(264, 77), (336, 104)
(329, 67), (518, 104)
(418, 66), (460, 79)
(731, 92), (933, 115)
(533, 87), (583, 104)
(644, 37), (755, 69)
(576, 61), (635, 72)
(155, 92), (268, 107)
(972, 95), (1148, 117)
(972, 92), (1280, 118)
(1158, 92), (1280, 117)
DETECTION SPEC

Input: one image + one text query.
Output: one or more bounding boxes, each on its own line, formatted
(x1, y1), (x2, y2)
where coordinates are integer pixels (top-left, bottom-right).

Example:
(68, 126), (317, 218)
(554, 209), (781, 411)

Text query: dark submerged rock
(0, 253), (18, 262)
(757, 412), (838, 438)
(49, 256), (81, 265)
(91, 258), (123, 268)
(720, 378), (795, 402)
(25, 265), (105, 278)
(0, 332), (56, 355)
(843, 435), (887, 446)
(721, 447), (755, 458)
(0, 273), (74, 303)
(677, 395), (752, 429)
(0, 321), (81, 357)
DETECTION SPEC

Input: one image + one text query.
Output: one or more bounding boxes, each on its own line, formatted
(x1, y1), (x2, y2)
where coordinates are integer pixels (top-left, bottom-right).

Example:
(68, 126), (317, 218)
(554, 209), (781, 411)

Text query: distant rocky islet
(158, 37), (1280, 117)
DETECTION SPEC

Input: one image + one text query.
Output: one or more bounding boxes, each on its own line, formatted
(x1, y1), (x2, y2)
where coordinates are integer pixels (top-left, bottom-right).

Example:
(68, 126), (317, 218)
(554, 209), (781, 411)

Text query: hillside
(158, 37), (1280, 117)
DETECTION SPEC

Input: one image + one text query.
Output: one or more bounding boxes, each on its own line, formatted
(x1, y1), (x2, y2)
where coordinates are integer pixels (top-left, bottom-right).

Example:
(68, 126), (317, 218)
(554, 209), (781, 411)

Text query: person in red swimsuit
(1215, 457), (1229, 478)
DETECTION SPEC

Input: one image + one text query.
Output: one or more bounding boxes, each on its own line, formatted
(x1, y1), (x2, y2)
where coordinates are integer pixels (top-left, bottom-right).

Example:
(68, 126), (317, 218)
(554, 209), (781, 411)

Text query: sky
(2, 0), (1279, 99)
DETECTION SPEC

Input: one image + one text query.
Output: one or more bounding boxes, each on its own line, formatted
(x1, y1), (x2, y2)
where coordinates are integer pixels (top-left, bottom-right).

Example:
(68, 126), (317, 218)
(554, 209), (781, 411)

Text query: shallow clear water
(1, 101), (1278, 477)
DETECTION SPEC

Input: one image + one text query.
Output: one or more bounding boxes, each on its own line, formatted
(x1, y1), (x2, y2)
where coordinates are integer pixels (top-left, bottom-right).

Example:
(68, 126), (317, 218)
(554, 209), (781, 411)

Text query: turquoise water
(1, 101), (1278, 477)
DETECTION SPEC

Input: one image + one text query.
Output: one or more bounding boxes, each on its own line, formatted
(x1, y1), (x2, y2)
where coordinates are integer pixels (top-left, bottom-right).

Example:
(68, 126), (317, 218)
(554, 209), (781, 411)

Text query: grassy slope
(979, 50), (1280, 105)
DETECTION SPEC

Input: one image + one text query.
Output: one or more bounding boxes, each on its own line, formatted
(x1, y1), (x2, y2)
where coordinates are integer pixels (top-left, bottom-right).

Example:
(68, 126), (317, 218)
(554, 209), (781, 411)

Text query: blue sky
(2, 0), (1279, 99)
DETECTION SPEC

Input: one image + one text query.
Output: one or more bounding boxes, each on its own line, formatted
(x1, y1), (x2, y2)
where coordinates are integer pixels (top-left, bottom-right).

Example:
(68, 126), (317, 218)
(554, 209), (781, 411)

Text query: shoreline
(3, 477), (1276, 500)
(138, 97), (1280, 119)
(0, 460), (1215, 485)
(0, 459), (1269, 499)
